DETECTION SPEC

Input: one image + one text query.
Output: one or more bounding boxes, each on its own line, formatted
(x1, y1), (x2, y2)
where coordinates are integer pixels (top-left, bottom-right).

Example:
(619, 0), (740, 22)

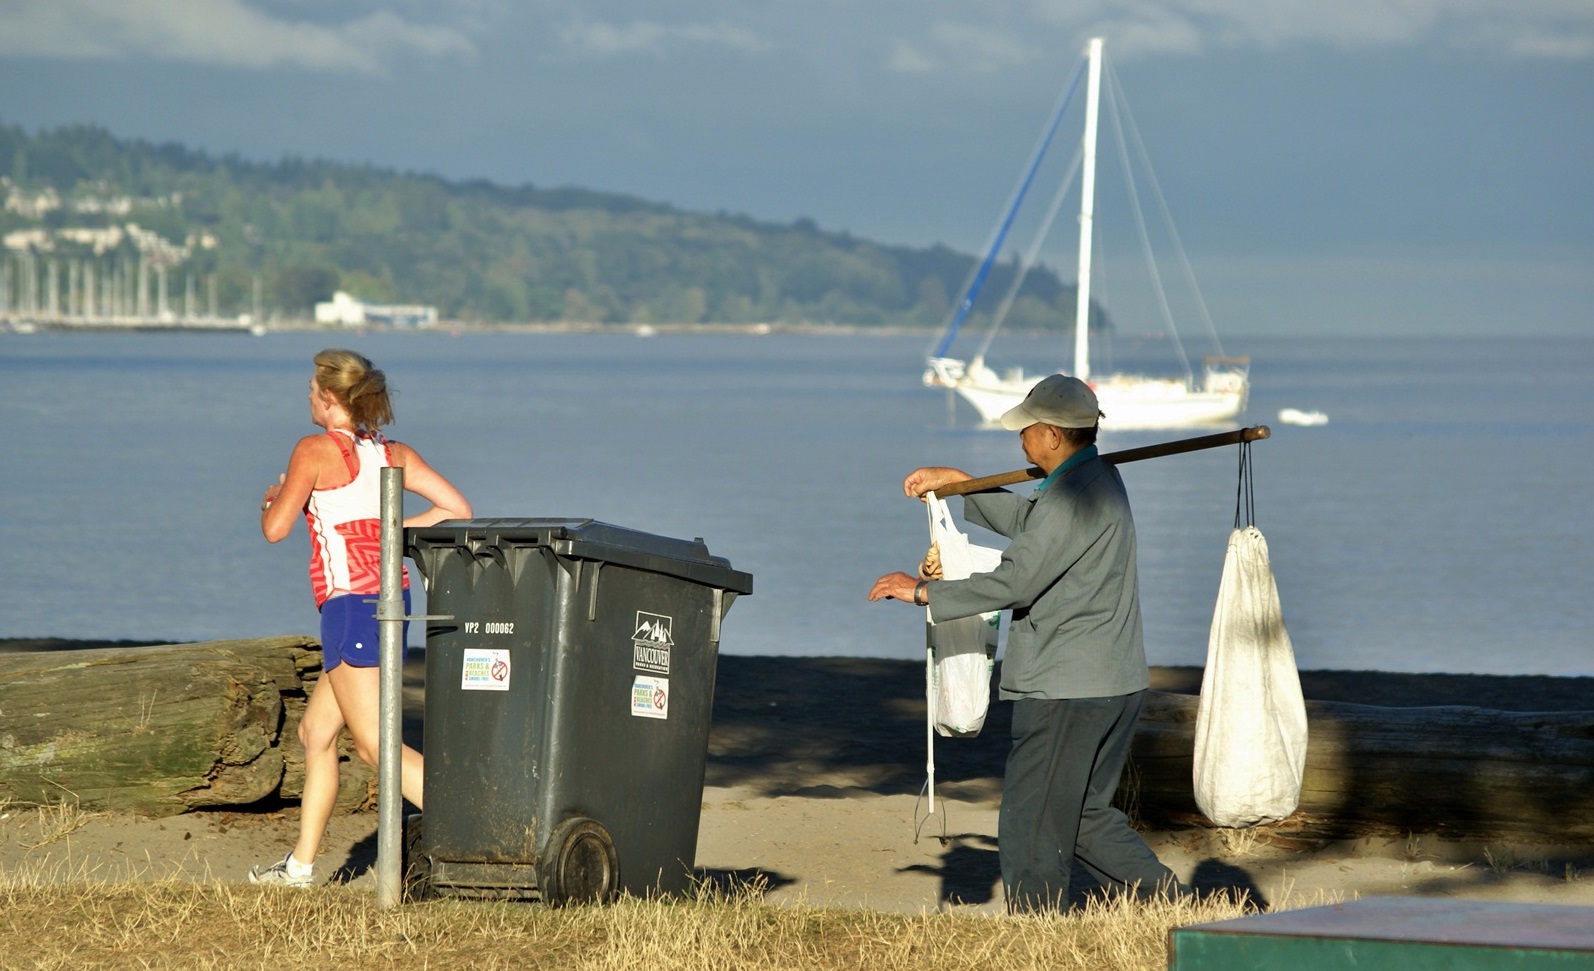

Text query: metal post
(376, 467), (405, 908)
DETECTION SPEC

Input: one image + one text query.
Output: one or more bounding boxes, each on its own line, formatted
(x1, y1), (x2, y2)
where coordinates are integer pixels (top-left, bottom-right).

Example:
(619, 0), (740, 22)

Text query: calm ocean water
(1, 329), (1589, 676)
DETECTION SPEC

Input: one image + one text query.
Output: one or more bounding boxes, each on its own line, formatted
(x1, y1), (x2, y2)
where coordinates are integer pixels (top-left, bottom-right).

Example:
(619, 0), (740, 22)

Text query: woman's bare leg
(326, 662), (424, 809)
(293, 672), (347, 865)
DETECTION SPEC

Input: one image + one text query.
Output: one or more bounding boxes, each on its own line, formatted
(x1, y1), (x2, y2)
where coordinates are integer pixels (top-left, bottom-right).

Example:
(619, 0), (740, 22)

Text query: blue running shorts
(320, 588), (410, 671)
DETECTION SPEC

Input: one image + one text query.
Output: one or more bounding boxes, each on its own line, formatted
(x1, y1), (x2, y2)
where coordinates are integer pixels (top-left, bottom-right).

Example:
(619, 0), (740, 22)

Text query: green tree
(272, 265), (339, 316)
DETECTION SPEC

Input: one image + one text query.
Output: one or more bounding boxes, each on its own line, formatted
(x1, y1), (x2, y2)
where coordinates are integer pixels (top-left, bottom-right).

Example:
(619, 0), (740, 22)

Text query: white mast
(1072, 37), (1103, 381)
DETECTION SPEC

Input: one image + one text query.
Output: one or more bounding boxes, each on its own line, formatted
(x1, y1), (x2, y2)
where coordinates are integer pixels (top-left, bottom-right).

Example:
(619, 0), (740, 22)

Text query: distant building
(315, 291), (437, 328)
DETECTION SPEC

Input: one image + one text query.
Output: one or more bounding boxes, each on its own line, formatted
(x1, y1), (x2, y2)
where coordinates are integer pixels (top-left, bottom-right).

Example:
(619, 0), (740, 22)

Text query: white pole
(1072, 37), (1103, 382)
(376, 467), (405, 908)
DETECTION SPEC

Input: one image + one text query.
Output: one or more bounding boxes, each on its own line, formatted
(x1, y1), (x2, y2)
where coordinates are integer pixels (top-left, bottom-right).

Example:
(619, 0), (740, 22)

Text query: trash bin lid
(407, 518), (753, 594)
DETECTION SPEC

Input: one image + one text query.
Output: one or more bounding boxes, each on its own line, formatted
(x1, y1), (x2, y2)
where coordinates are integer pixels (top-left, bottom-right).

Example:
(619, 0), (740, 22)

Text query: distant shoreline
(14, 318), (1589, 340)
(1, 317), (969, 338)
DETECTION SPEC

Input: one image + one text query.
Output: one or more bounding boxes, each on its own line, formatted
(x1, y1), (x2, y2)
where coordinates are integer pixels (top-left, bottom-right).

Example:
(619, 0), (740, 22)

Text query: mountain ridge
(0, 120), (1090, 330)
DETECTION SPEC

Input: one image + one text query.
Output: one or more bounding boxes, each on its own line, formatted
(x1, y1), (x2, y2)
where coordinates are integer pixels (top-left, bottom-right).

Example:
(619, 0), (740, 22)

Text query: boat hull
(926, 357), (1248, 430)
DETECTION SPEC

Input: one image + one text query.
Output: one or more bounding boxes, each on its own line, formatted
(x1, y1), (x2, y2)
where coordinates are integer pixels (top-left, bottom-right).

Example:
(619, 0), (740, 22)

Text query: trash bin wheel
(403, 813), (433, 902)
(539, 817), (619, 906)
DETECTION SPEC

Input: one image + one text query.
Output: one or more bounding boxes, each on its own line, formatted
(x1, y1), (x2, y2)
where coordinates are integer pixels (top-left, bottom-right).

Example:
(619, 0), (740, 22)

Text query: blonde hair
(313, 348), (395, 433)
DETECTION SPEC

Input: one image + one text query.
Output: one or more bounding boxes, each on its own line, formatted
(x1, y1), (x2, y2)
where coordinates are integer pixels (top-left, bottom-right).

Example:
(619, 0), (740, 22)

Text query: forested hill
(0, 122), (1091, 329)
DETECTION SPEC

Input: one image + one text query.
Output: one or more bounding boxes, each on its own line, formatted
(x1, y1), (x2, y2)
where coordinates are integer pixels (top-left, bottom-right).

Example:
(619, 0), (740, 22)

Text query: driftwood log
(0, 636), (374, 817)
(1127, 691), (1594, 844)
(708, 657), (1594, 846)
(5, 643), (1592, 843)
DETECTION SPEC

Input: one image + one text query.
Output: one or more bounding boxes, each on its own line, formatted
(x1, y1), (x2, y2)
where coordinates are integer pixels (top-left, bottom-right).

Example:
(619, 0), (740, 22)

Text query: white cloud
(888, 40), (936, 74)
(927, 21), (1039, 72)
(0, 0), (474, 74)
(559, 19), (769, 58)
(1020, 0), (1594, 59)
(1505, 31), (1594, 59)
(881, 19), (1054, 75)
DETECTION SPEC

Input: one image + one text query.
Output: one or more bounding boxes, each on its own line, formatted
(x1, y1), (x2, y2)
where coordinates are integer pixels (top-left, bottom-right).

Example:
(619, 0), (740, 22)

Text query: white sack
(1192, 525), (1308, 827)
(925, 493), (1002, 738)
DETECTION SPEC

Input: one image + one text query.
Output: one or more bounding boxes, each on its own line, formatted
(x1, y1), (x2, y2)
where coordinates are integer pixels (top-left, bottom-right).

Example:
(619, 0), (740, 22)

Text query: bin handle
(467, 538), (509, 572)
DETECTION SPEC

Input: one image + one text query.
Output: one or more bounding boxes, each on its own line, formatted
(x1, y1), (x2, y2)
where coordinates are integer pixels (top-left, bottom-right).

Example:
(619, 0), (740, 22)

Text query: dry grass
(0, 867), (1253, 971)
(16, 799), (100, 850)
(1213, 826), (1264, 859)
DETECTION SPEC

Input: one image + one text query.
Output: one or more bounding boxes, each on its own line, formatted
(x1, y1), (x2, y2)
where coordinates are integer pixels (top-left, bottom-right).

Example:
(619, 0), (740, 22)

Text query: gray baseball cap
(999, 373), (1101, 429)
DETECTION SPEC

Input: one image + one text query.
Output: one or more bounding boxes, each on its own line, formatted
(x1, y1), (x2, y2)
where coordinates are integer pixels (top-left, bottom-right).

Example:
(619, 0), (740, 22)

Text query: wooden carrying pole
(931, 425), (1271, 498)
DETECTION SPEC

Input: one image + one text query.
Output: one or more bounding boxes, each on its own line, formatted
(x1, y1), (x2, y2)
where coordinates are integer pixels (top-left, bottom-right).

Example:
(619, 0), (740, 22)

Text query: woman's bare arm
(261, 435), (334, 542)
(391, 443), (473, 527)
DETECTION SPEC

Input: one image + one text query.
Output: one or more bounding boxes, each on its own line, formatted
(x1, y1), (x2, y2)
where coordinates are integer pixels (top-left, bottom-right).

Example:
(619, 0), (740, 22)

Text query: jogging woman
(250, 348), (471, 887)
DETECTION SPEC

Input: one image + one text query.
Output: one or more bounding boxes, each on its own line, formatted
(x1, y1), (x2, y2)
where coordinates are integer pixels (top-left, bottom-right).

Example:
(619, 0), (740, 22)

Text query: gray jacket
(928, 454), (1148, 700)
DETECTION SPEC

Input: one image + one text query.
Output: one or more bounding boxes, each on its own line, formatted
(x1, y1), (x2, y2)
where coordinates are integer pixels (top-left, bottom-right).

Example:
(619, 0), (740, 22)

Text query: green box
(1170, 898), (1594, 971)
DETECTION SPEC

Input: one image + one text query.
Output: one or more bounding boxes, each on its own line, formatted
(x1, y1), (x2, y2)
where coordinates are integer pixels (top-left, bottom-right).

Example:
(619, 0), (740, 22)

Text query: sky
(1, 0), (1591, 337)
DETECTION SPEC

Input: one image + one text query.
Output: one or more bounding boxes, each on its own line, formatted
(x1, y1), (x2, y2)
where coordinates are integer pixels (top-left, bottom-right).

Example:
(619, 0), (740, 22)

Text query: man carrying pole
(869, 373), (1187, 912)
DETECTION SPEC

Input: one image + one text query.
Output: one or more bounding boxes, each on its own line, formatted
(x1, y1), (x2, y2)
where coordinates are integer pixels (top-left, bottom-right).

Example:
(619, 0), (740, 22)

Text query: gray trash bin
(404, 518), (752, 903)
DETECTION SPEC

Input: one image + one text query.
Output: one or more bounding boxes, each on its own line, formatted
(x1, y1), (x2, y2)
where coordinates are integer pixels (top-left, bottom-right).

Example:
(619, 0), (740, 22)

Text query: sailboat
(924, 37), (1249, 430)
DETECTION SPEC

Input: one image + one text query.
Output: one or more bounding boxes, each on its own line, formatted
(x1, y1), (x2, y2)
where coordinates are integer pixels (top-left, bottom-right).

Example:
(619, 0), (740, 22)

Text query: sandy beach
(3, 644), (1594, 914)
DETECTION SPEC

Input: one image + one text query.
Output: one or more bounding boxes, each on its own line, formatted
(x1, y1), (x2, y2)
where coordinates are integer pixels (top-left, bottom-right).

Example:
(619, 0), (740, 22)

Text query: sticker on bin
(461, 648), (511, 691)
(631, 676), (669, 719)
(632, 610), (673, 675)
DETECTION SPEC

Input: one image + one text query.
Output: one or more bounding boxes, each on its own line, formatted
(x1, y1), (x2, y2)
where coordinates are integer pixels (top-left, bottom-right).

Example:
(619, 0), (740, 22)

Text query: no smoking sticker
(462, 649), (511, 691)
(631, 676), (668, 719)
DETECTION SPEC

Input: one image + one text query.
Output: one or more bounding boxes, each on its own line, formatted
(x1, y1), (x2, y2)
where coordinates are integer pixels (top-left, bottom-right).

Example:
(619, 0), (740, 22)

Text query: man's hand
(868, 571), (923, 604)
(903, 466), (972, 499)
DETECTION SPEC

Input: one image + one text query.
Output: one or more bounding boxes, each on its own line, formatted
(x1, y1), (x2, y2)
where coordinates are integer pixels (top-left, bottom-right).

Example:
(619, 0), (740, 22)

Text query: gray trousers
(999, 691), (1174, 912)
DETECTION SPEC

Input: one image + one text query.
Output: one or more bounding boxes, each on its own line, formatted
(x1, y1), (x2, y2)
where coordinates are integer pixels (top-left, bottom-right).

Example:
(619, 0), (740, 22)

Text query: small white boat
(1278, 408), (1329, 427)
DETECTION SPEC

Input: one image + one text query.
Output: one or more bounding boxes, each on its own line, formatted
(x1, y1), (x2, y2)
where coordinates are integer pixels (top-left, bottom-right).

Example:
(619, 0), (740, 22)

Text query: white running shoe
(248, 854), (312, 888)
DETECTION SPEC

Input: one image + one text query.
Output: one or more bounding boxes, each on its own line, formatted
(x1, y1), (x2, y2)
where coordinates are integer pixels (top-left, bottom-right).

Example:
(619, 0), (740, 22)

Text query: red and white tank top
(304, 429), (408, 608)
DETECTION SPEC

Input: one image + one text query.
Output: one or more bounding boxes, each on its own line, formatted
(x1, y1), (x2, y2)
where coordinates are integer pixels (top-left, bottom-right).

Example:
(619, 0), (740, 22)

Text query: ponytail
(313, 348), (396, 433)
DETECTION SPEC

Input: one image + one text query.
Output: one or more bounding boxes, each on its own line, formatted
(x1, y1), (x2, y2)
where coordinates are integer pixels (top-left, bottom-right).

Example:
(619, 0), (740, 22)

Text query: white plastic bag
(1192, 525), (1309, 827)
(925, 493), (1002, 738)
